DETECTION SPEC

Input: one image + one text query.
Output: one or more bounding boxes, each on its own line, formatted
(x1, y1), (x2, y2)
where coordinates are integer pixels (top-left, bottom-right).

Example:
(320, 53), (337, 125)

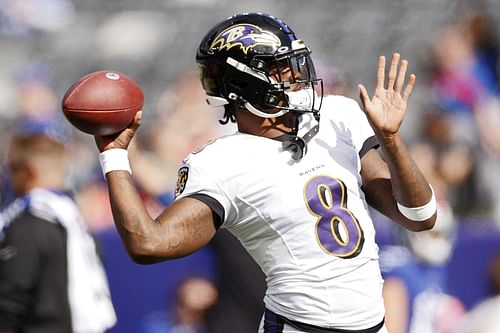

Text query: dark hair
(219, 105), (236, 125)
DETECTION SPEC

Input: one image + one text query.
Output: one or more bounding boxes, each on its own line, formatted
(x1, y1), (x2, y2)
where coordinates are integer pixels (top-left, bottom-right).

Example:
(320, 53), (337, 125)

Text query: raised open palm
(358, 53), (416, 139)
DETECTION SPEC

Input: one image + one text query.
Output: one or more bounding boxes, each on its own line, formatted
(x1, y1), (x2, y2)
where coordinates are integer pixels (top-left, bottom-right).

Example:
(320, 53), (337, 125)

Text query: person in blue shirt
(380, 198), (466, 333)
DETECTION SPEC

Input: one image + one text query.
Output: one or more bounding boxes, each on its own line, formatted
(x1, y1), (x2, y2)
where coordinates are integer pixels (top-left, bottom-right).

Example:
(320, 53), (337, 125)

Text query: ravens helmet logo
(210, 24), (281, 54)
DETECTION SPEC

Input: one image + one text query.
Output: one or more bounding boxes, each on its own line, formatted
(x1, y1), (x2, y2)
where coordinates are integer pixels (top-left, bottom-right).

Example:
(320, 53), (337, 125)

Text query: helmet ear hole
(249, 59), (267, 72)
(264, 94), (279, 106)
(264, 92), (287, 108)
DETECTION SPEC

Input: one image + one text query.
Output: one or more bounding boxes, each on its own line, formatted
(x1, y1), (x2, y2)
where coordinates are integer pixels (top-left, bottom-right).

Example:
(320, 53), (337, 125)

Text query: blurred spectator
(0, 0), (75, 35)
(474, 98), (500, 227)
(459, 6), (499, 92)
(422, 7), (500, 224)
(457, 252), (500, 333)
(409, 110), (480, 219)
(11, 63), (71, 142)
(1, 62), (72, 209)
(0, 133), (116, 333)
(428, 24), (480, 144)
(141, 276), (218, 333)
(429, 9), (498, 123)
(380, 197), (466, 333)
(458, 7), (500, 226)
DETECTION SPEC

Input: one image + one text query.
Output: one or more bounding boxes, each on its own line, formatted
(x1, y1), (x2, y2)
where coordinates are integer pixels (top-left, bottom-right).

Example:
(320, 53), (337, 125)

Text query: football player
(93, 13), (436, 333)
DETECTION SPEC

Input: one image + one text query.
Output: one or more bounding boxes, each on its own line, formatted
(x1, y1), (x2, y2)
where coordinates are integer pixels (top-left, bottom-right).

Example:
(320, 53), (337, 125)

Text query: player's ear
(24, 161), (40, 181)
(9, 161), (33, 194)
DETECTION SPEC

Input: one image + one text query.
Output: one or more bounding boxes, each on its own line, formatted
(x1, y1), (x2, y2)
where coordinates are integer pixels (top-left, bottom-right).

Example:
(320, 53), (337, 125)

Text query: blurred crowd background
(1, 0), (500, 332)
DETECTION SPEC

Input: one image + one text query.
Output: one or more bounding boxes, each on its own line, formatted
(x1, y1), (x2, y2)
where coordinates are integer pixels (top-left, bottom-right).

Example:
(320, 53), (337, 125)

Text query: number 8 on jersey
(304, 175), (365, 258)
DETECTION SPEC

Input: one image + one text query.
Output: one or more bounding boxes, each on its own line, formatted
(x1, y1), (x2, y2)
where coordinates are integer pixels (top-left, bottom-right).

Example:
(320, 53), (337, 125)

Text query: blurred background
(1, 0), (500, 332)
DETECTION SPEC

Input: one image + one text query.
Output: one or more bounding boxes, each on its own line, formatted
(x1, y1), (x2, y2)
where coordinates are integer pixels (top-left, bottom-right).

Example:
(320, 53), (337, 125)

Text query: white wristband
(99, 149), (131, 176)
(396, 186), (437, 221)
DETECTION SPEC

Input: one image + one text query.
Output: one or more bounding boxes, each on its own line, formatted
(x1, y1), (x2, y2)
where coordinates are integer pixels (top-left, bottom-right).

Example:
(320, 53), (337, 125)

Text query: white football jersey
(175, 95), (385, 329)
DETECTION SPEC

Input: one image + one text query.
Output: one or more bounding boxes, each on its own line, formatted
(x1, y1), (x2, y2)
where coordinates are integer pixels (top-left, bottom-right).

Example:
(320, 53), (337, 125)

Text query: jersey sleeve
(174, 155), (234, 226)
(346, 97), (379, 156)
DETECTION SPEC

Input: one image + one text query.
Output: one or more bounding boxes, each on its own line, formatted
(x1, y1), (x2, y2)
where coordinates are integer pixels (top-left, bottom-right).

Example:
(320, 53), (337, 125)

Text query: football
(62, 70), (144, 136)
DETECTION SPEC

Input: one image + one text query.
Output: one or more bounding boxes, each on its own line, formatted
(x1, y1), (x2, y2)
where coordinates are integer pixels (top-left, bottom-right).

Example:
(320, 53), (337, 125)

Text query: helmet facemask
(221, 46), (323, 119)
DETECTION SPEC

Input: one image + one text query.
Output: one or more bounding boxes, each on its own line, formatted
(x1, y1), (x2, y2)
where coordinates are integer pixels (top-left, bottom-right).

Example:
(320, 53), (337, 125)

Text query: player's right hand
(94, 111), (142, 152)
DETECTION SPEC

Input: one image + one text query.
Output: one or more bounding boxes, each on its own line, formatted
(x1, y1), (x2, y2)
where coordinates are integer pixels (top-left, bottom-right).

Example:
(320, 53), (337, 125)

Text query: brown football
(62, 70), (144, 136)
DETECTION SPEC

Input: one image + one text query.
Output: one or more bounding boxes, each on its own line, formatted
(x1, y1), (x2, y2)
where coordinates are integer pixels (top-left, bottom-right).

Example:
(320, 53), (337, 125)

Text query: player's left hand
(358, 53), (415, 141)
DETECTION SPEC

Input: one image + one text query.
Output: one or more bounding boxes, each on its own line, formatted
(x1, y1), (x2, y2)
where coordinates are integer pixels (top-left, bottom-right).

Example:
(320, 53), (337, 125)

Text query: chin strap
(281, 123), (319, 160)
(225, 90), (320, 160)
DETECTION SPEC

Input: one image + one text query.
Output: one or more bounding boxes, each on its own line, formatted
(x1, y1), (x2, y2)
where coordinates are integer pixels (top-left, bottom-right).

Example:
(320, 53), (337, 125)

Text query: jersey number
(304, 175), (364, 258)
